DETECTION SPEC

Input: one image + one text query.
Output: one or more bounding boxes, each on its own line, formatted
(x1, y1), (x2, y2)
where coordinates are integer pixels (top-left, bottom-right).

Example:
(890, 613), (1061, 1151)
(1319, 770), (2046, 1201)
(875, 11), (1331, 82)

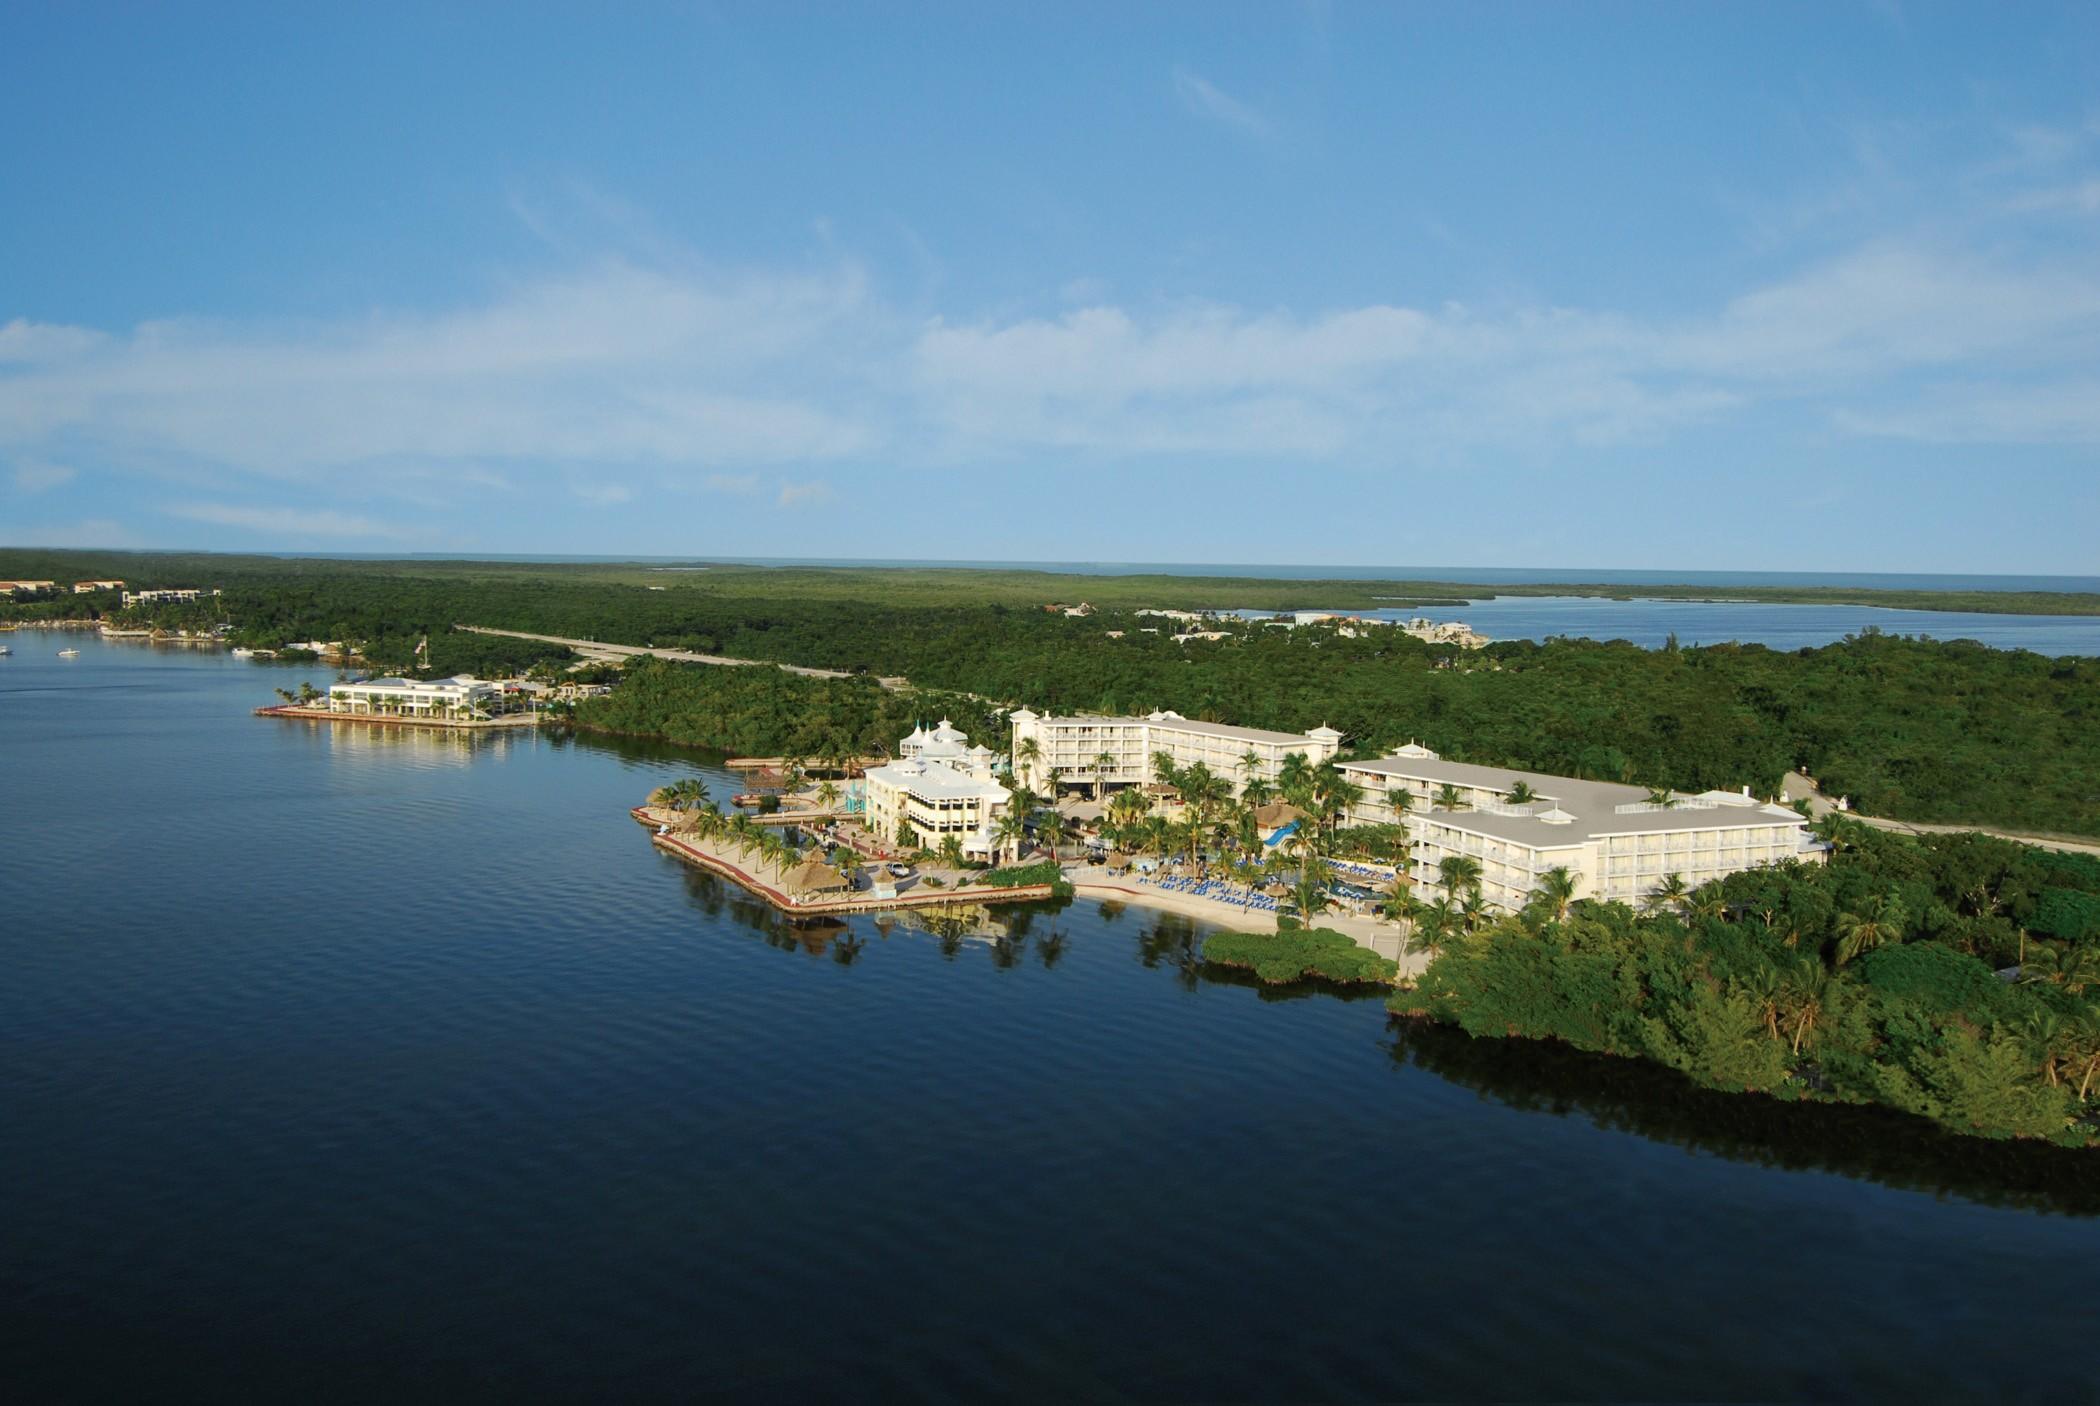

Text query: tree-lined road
(455, 624), (911, 689)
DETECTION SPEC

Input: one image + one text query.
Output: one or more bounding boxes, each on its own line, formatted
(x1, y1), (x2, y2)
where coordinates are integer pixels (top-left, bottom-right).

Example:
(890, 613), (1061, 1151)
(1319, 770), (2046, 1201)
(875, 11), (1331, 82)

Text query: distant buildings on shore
(326, 674), (516, 721)
(123, 587), (216, 607)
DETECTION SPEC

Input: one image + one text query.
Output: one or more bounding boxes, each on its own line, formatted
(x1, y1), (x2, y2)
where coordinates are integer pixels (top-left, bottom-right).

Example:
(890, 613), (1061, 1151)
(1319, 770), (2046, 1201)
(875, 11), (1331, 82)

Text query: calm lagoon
(4, 637), (2096, 1402)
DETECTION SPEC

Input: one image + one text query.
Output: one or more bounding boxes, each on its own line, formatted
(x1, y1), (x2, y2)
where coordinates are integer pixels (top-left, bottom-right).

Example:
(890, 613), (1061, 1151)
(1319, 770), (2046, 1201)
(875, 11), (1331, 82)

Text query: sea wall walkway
(255, 705), (538, 731)
(633, 808), (1053, 916)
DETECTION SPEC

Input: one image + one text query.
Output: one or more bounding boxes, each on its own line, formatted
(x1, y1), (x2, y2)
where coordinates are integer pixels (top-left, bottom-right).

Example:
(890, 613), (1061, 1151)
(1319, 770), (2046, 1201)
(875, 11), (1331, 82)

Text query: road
(1783, 771), (2100, 858)
(455, 625), (909, 690)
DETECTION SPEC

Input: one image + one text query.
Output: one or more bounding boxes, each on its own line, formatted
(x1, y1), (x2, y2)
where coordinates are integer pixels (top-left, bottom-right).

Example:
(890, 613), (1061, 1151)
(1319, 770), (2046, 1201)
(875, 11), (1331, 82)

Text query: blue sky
(2, 2), (2096, 572)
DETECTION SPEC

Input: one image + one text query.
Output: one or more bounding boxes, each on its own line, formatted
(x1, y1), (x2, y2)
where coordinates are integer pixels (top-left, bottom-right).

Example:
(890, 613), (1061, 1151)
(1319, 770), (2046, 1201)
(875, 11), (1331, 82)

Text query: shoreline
(254, 704), (538, 731)
(634, 806), (1054, 915)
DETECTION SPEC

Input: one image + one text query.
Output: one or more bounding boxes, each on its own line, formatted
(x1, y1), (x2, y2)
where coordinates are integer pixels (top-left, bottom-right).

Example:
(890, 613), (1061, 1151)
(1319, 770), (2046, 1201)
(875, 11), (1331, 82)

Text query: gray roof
(1345, 752), (1806, 847)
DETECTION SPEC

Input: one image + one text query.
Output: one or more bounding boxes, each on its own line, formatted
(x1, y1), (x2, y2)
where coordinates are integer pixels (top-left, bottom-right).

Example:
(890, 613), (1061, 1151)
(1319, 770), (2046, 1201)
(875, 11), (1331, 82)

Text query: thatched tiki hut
(783, 858), (849, 901)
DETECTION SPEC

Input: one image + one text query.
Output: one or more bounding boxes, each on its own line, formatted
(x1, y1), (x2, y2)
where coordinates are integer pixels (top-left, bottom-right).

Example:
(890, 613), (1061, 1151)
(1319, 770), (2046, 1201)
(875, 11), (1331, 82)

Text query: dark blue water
(6, 638), (2097, 1403)
(1242, 596), (2100, 656)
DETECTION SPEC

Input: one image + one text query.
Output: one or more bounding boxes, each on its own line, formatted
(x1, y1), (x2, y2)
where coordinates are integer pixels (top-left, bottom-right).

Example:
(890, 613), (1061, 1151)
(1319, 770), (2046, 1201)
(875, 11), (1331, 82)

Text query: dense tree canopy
(7, 554), (2095, 835)
(1394, 824), (2100, 1145)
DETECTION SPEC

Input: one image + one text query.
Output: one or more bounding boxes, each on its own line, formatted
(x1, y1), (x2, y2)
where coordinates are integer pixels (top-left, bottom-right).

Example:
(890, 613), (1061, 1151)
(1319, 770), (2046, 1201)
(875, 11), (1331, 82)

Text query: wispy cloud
(1171, 66), (1274, 142)
(1, 113), (2095, 553)
(571, 481), (632, 506)
(165, 503), (411, 540)
(11, 460), (76, 492)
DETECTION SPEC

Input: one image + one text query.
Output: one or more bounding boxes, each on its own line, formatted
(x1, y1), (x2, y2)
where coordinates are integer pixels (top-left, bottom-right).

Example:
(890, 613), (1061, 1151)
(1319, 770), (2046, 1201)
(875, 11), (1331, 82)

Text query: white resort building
(326, 675), (510, 721)
(122, 588), (213, 607)
(1339, 744), (1822, 912)
(1008, 708), (1342, 795)
(862, 719), (1011, 856)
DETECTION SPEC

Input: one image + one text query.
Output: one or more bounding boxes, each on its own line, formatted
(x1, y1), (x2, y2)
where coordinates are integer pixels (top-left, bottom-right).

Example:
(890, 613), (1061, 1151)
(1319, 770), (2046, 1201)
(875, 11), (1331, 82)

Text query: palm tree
(1385, 787), (1413, 822)
(1038, 811), (1068, 862)
(1534, 866), (1579, 923)
(993, 807), (1031, 864)
(1312, 764), (1364, 843)
(1505, 781), (1537, 805)
(1016, 735), (1042, 787)
(1738, 959), (1786, 1044)
(1644, 785), (1678, 809)
(1415, 899), (1457, 964)
(1780, 956), (1841, 1055)
(1094, 750), (1117, 798)
(1277, 751), (1313, 798)
(1432, 783), (1466, 812)
(1292, 852), (1333, 922)
(1687, 884), (1729, 924)
(1643, 872), (1688, 917)
(1437, 854), (1483, 902)
(1835, 891), (1906, 965)
(938, 834), (966, 871)
(1151, 751), (1181, 791)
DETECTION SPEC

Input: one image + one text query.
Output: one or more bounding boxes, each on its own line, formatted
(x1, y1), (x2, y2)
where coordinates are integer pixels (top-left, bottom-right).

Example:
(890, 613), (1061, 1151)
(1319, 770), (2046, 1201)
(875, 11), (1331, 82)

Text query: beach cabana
(783, 858), (848, 899)
(1105, 851), (1132, 872)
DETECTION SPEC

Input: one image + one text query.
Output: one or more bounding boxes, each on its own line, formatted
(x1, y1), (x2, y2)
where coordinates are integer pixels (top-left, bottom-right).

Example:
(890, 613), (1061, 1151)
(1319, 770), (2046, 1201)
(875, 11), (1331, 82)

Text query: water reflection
(1386, 1017), (2100, 1217)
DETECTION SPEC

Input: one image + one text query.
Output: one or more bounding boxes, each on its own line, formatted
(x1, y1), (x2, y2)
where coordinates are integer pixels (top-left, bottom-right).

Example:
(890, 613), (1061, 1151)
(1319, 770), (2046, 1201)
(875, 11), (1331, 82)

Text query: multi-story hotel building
(1008, 708), (1342, 795)
(326, 675), (505, 720)
(861, 720), (1011, 856)
(122, 588), (211, 607)
(1340, 744), (1821, 912)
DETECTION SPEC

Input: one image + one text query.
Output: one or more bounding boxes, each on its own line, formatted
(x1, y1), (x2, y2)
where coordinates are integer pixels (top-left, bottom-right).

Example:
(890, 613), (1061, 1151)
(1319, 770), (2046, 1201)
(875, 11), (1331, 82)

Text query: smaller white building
(863, 720), (1011, 855)
(327, 675), (504, 720)
(123, 588), (213, 607)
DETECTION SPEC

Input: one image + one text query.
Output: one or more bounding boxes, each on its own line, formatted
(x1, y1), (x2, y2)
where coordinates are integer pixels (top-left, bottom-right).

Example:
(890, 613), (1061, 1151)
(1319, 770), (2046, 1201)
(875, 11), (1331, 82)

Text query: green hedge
(1204, 928), (1398, 987)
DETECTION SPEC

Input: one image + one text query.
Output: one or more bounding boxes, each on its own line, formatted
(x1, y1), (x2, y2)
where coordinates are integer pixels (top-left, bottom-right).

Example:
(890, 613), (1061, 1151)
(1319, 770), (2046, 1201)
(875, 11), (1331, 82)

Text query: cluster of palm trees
(650, 777), (855, 885)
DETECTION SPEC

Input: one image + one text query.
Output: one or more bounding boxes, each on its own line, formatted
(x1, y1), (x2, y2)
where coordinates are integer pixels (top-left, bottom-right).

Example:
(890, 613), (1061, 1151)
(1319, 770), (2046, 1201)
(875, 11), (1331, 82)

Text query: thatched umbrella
(1262, 881), (1291, 899)
(1105, 851), (1132, 871)
(783, 858), (848, 895)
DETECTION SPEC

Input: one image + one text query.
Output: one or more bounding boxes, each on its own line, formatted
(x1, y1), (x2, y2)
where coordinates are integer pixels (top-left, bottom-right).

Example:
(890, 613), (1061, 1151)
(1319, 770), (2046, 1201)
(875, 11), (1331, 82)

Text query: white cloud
(1171, 67), (1274, 141)
(3, 123), (2097, 528)
(12, 460), (76, 492)
(0, 261), (878, 486)
(164, 502), (411, 540)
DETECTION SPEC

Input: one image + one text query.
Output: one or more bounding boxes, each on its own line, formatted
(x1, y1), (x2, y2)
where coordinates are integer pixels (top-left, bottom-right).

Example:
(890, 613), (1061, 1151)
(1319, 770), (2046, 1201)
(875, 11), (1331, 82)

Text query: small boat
(230, 647), (256, 658)
(57, 648), (80, 657)
(0, 644), (11, 655)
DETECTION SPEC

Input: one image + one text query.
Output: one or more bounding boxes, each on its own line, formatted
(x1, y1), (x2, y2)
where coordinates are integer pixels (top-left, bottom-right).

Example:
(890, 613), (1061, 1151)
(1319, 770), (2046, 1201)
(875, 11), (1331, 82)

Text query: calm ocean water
(5, 638), (2097, 1402)
(1245, 596), (2100, 655)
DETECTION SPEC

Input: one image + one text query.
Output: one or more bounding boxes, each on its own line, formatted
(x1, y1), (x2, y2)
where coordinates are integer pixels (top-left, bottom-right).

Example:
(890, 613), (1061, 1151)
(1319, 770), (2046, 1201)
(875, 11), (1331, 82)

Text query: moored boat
(57, 648), (80, 657)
